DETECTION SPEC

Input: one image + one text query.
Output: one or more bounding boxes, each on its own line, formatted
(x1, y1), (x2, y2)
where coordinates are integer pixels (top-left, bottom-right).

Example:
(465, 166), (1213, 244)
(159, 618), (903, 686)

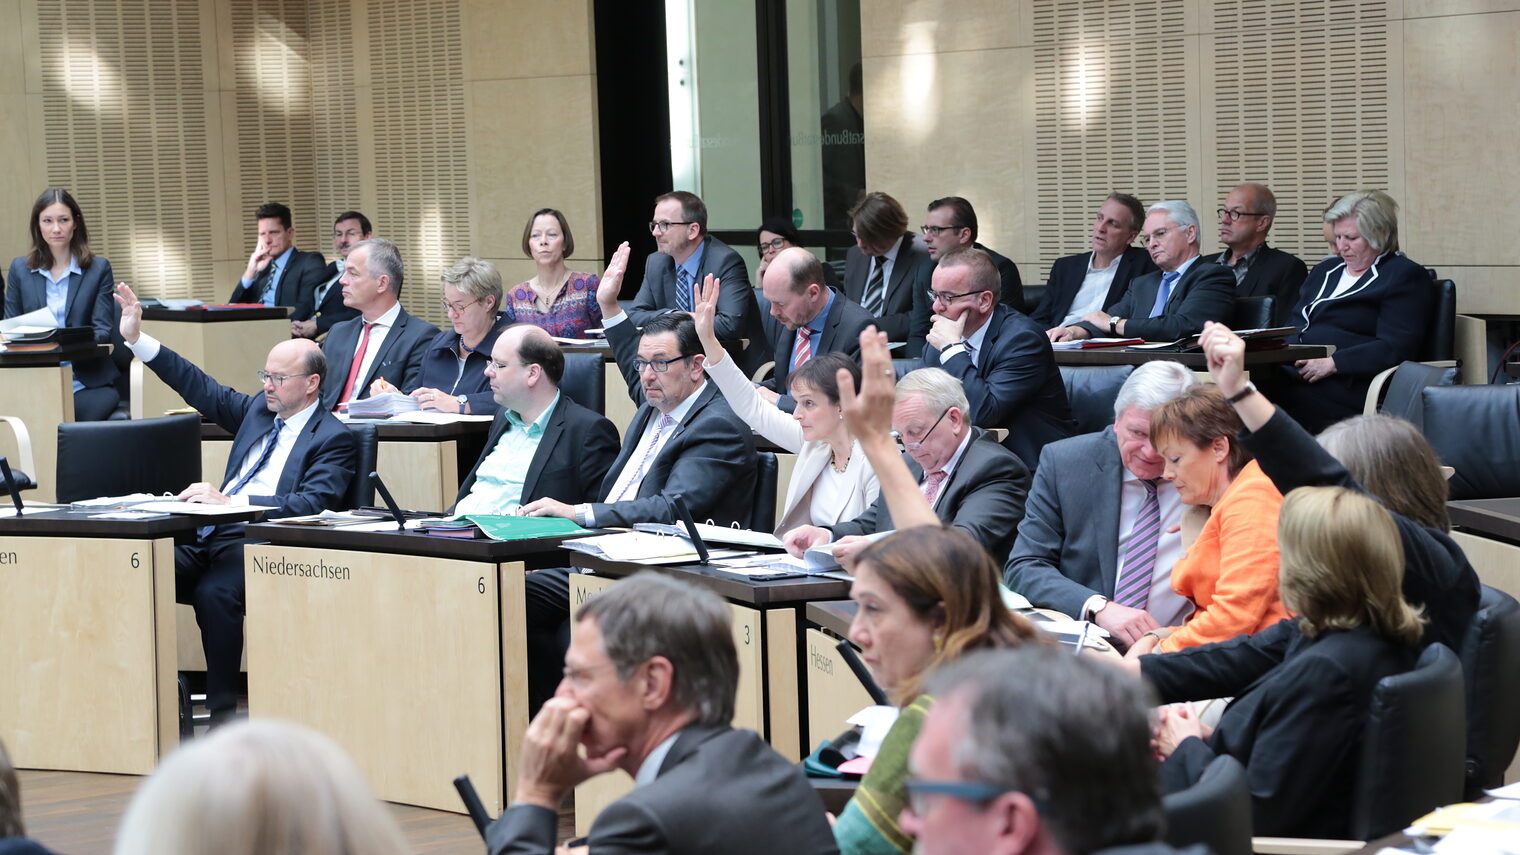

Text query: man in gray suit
(782, 367), (1031, 564)
(1003, 361), (1197, 648)
(487, 572), (839, 855)
(318, 238), (439, 411)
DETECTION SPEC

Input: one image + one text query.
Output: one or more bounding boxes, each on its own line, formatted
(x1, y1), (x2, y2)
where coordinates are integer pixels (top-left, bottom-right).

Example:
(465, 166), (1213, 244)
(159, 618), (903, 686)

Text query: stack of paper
(341, 392), (420, 418)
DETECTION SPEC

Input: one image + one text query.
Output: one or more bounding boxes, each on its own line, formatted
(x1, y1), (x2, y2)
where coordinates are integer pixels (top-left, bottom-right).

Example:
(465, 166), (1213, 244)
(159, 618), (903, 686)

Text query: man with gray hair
(1208, 183), (1307, 325)
(1051, 201), (1234, 343)
(319, 237), (439, 411)
(902, 647), (1207, 855)
(1005, 361), (1197, 648)
(487, 572), (839, 855)
(782, 366), (1031, 564)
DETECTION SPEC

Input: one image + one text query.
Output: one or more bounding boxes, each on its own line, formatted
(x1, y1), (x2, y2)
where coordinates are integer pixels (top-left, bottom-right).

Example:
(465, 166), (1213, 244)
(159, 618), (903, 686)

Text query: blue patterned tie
(1149, 272), (1179, 318)
(260, 261), (281, 306)
(225, 418), (284, 497)
(676, 267), (693, 313)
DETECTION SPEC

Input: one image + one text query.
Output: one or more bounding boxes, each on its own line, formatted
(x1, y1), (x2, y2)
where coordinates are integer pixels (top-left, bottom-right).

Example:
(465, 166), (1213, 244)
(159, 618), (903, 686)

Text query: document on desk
(385, 411), (495, 424)
(633, 522), (784, 550)
(0, 307), (57, 333)
(0, 507), (57, 517)
(130, 501), (280, 517)
(563, 531), (748, 564)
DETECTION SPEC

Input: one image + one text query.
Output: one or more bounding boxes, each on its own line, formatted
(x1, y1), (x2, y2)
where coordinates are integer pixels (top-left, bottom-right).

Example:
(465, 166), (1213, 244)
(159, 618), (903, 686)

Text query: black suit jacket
(764, 293), (876, 412)
(319, 306), (440, 410)
(1031, 246), (1156, 328)
(630, 235), (767, 373)
(976, 242), (1025, 312)
(228, 247), (328, 307)
(1207, 244), (1307, 326)
(843, 234), (933, 354)
(921, 304), (1075, 469)
(485, 724), (839, 855)
(145, 344), (355, 516)
(452, 394), (619, 511)
(5, 255), (119, 388)
(595, 317), (757, 527)
(1087, 257), (1235, 342)
(291, 260), (359, 334)
(0, 839), (60, 855)
(830, 427), (1031, 562)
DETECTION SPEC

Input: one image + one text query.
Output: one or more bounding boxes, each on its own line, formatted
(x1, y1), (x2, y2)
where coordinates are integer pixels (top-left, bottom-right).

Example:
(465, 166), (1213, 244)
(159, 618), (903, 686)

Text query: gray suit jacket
(830, 427), (1031, 562)
(629, 235), (767, 373)
(1082, 258), (1235, 342)
(319, 306), (440, 410)
(485, 724), (840, 855)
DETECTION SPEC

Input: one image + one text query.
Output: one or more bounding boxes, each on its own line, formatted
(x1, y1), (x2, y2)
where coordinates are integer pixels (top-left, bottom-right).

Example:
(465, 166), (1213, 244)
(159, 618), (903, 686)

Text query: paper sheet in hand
(464, 514), (589, 541)
(0, 308), (58, 333)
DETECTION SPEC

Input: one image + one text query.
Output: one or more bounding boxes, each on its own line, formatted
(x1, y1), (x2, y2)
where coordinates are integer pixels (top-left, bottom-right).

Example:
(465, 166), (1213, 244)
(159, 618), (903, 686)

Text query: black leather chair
(1058, 364), (1135, 434)
(1423, 279), (1457, 363)
(1163, 754), (1251, 855)
(1352, 642), (1466, 840)
(0, 416), (37, 491)
(750, 451), (777, 532)
(345, 423), (379, 509)
(1419, 384), (1520, 499)
(1230, 295), (1275, 331)
(1459, 585), (1520, 798)
(892, 357), (918, 380)
(54, 414), (201, 502)
(561, 353), (606, 415)
(1023, 283), (1046, 314)
(1368, 361), (1458, 426)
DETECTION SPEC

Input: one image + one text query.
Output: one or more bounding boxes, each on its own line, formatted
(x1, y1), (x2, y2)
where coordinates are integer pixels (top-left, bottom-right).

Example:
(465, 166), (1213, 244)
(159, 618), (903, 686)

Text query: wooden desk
(139, 308), (289, 418)
(203, 419), (490, 512)
(241, 522), (581, 814)
(0, 344), (109, 503)
(0, 511), (218, 774)
(802, 600), (876, 764)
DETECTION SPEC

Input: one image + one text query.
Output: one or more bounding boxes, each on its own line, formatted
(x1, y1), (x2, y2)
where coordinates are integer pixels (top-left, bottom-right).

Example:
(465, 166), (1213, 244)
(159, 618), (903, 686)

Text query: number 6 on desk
(477, 576), (486, 594)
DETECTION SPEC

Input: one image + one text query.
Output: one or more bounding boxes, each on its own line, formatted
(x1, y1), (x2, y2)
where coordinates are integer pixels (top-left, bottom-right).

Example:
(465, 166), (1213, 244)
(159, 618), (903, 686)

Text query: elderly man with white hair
(1051, 200), (1235, 343)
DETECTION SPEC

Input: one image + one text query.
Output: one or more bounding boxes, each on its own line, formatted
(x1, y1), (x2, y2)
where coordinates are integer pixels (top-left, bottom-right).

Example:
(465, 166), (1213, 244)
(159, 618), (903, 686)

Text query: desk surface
(0, 343), (109, 367)
(1052, 344), (1327, 368)
(201, 419), (492, 441)
(245, 521), (587, 561)
(1449, 498), (1520, 545)
(571, 553), (852, 606)
(0, 508), (257, 537)
(141, 307), (290, 322)
(807, 600), (856, 636)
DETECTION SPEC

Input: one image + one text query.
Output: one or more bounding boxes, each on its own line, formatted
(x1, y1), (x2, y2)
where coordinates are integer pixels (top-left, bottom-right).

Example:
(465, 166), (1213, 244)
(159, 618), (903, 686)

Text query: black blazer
(146, 343), (356, 516)
(452, 394), (619, 511)
(1290, 251), (1433, 377)
(764, 292), (876, 412)
(228, 247), (328, 306)
(976, 242), (1024, 312)
(1088, 257), (1235, 342)
(5, 255), (119, 388)
(843, 234), (933, 353)
(319, 306), (440, 410)
(595, 317), (757, 527)
(414, 314), (512, 417)
(291, 260), (359, 334)
(921, 304), (1075, 469)
(1031, 246), (1156, 328)
(485, 724), (840, 855)
(1206, 243), (1307, 326)
(630, 235), (767, 373)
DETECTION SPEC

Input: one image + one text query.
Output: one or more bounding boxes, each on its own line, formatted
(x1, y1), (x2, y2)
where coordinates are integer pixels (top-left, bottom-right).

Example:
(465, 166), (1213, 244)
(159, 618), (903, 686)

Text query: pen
(1075, 621), (1089, 656)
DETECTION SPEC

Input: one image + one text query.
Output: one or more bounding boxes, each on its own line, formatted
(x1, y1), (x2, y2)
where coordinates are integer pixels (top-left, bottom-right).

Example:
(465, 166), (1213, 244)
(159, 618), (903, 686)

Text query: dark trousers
(73, 386), (119, 422)
(525, 567), (573, 713)
(1257, 365), (1368, 435)
(174, 524), (251, 713)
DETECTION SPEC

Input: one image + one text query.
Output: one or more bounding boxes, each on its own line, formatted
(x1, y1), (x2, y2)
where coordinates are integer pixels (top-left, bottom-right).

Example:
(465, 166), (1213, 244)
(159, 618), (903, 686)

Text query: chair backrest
(1058, 364), (1135, 434)
(345, 423), (379, 509)
(1023, 283), (1047, 314)
(55, 414), (202, 503)
(892, 358), (919, 380)
(1376, 361), (1459, 428)
(1353, 642), (1466, 840)
(1162, 754), (1252, 855)
(1423, 279), (1456, 362)
(1458, 585), (1520, 797)
(1230, 295), (1274, 331)
(749, 451), (778, 532)
(1419, 384), (1520, 499)
(561, 353), (606, 415)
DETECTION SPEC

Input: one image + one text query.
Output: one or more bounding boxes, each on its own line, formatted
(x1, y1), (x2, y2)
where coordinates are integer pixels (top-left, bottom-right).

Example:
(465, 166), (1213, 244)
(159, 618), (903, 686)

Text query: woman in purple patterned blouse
(501, 208), (602, 338)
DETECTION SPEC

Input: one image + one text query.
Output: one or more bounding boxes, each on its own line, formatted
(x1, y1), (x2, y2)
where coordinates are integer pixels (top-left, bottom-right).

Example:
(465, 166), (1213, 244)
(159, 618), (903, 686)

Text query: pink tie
(613, 414), (675, 501)
(922, 470), (948, 506)
(792, 327), (812, 370)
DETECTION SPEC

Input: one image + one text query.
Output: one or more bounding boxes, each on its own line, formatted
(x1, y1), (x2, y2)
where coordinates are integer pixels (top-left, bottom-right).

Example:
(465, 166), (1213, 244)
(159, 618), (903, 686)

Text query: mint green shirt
(454, 392), (560, 515)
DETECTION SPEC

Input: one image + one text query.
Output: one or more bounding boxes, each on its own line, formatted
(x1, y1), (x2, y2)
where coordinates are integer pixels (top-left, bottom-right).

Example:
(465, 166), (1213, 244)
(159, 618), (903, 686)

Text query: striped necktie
(792, 327), (813, 370)
(1113, 478), (1161, 608)
(862, 258), (886, 315)
(676, 268), (693, 313)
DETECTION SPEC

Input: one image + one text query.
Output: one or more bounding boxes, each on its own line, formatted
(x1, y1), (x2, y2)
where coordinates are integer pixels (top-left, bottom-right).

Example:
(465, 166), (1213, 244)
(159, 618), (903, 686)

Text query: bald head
(261, 338), (324, 417)
(488, 323), (565, 417)
(762, 247), (830, 330)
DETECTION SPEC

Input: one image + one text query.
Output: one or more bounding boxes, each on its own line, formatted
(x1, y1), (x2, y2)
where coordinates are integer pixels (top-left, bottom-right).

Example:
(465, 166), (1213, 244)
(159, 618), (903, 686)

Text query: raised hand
(1199, 321), (1246, 396)
(837, 327), (896, 448)
(595, 242), (632, 319)
(115, 282), (143, 344)
(693, 273), (725, 360)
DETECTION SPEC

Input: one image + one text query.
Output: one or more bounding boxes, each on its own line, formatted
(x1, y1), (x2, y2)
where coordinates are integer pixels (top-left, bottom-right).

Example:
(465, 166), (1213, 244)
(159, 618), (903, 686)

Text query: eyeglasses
(920, 224), (964, 236)
(633, 355), (693, 374)
(903, 779), (1025, 817)
(898, 407), (952, 451)
(1140, 227), (1179, 244)
(561, 661), (616, 687)
(486, 358), (525, 372)
(759, 237), (788, 253)
(257, 370), (313, 386)
(926, 288), (989, 306)
(1217, 208), (1267, 222)
(441, 298), (479, 314)
(649, 220), (695, 234)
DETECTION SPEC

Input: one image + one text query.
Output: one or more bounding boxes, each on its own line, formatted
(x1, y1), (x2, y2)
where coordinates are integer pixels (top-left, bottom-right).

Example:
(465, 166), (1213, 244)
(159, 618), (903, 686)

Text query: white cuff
(228, 494), (250, 507)
(577, 503), (594, 527)
(1082, 594), (1108, 621)
(126, 332), (163, 363)
(938, 344), (968, 362)
(602, 311), (628, 329)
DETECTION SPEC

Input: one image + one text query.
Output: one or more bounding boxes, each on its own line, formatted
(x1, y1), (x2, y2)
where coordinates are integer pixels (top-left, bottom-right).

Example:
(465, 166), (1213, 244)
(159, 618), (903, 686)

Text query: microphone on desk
(0, 457), (24, 516)
(452, 774), (491, 839)
(836, 638), (889, 706)
(665, 493), (710, 565)
(369, 471), (408, 531)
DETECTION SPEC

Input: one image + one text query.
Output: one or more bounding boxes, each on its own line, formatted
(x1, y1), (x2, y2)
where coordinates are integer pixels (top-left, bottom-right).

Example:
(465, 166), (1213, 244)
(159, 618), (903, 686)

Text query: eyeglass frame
(897, 406), (953, 451)
(1139, 226), (1189, 245)
(632, 354), (695, 374)
(257, 370), (314, 386)
(649, 220), (696, 234)
(903, 778), (1036, 817)
(758, 236), (789, 253)
(1216, 207), (1268, 222)
(926, 287), (991, 306)
(920, 223), (966, 237)
(441, 297), (480, 314)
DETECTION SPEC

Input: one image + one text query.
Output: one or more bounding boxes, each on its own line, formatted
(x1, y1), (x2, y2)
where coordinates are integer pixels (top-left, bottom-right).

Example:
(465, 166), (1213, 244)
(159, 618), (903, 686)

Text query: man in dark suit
(1032, 192), (1157, 329)
(921, 248), (1075, 469)
(227, 202), (328, 308)
(115, 283), (356, 726)
(487, 573), (838, 855)
(1003, 361), (1198, 649)
(1209, 183), (1308, 326)
(452, 323), (618, 514)
(629, 191), (767, 373)
(842, 191), (934, 355)
(919, 196), (1024, 311)
(756, 247), (876, 413)
(318, 238), (439, 411)
(1054, 201), (1235, 344)
(291, 211), (370, 339)
(783, 367), (1031, 564)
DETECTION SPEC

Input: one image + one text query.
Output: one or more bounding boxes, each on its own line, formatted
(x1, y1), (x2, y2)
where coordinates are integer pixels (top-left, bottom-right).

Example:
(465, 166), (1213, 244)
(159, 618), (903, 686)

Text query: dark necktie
(862, 258), (886, 315)
(676, 268), (693, 313)
(225, 418), (285, 497)
(260, 261), (282, 306)
(1114, 478), (1161, 609)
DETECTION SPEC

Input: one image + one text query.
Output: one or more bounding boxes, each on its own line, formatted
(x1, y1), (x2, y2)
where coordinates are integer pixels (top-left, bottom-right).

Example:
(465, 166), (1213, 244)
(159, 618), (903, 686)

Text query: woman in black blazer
(4, 188), (120, 420)
(1268, 190), (1435, 432)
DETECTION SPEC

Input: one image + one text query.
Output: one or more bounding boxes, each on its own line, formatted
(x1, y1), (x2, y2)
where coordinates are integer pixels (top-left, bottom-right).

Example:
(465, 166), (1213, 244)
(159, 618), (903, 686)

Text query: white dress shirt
(222, 400), (319, 504)
(1062, 253), (1123, 324)
(351, 301), (402, 390)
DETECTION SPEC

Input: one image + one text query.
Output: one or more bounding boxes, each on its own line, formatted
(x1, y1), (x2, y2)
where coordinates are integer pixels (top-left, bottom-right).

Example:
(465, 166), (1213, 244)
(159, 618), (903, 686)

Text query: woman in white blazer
(693, 281), (879, 534)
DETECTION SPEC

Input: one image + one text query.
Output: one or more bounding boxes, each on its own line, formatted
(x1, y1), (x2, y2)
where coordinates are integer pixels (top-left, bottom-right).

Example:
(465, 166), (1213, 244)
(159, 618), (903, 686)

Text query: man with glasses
(920, 196), (1025, 311)
(1051, 201), (1234, 344)
(291, 210), (371, 339)
(782, 366), (1030, 564)
(902, 647), (1206, 855)
(317, 238), (439, 411)
(920, 247), (1074, 469)
(629, 190), (768, 373)
(843, 191), (935, 355)
(1208, 183), (1308, 326)
(114, 283), (357, 728)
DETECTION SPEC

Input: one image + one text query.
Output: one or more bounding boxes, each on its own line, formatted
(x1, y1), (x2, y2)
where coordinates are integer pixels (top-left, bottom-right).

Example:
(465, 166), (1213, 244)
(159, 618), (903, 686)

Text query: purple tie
(1113, 478), (1161, 609)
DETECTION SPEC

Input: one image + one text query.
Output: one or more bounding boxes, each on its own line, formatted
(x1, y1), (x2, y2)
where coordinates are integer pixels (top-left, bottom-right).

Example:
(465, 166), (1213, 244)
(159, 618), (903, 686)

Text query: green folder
(464, 514), (591, 542)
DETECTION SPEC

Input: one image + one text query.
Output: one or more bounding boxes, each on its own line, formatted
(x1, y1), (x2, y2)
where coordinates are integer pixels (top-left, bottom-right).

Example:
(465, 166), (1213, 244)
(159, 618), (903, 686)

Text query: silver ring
(881, 368), (895, 376)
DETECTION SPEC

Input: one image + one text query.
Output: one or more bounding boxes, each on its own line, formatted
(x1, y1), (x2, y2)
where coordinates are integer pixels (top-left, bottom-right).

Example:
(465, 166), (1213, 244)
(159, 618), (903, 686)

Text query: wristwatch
(1226, 383), (1258, 405)
(1108, 317), (1122, 336)
(456, 394), (469, 411)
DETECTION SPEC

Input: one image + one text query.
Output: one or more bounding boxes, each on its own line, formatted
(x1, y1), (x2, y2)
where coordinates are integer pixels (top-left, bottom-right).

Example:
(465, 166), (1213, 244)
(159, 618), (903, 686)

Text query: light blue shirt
(453, 392), (561, 515)
(676, 241), (707, 290)
(242, 246), (295, 306)
(31, 256), (84, 392)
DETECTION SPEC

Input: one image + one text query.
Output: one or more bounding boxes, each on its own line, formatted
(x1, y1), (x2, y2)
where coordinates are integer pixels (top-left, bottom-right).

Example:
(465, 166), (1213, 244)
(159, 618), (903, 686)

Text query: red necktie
(336, 322), (378, 409)
(792, 327), (812, 370)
